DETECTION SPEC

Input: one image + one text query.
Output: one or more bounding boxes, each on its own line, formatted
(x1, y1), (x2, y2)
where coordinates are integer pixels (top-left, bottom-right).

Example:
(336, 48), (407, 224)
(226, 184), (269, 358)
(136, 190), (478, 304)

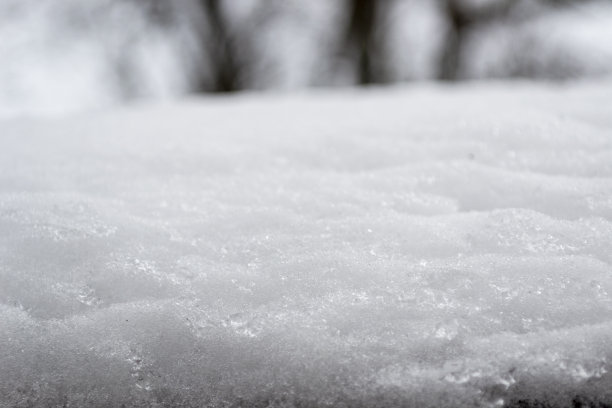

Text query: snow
(1, 80), (612, 407)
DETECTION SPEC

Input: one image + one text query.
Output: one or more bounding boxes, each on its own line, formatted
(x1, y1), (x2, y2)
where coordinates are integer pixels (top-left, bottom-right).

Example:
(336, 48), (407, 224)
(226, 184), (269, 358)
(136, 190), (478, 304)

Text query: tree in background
(127, 0), (255, 93)
(189, 0), (294, 93)
(184, 0), (394, 90)
(194, 0), (245, 93)
(192, 0), (393, 90)
(339, 0), (390, 85)
(438, 0), (513, 81)
(437, 0), (599, 81)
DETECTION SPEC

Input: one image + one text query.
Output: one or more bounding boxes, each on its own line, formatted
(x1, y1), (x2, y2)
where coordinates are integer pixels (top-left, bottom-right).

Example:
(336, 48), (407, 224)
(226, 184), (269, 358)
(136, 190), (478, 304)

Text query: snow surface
(1, 81), (612, 407)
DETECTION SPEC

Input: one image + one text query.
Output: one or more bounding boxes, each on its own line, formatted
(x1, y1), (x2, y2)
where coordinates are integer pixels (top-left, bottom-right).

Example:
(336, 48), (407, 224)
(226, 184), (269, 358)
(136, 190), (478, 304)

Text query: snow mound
(1, 81), (612, 407)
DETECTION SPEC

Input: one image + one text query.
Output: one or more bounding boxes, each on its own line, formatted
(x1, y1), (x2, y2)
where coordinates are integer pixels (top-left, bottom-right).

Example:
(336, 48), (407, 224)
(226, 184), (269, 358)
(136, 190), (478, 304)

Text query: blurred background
(1, 0), (611, 118)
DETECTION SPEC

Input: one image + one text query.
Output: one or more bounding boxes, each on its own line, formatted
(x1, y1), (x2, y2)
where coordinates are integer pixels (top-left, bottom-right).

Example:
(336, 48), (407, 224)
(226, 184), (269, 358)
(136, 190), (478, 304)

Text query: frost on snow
(1, 81), (612, 407)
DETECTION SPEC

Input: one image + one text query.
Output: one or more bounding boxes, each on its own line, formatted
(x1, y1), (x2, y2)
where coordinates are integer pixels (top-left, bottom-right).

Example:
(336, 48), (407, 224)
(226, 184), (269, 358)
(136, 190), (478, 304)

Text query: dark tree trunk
(438, 0), (469, 81)
(343, 0), (387, 85)
(438, 0), (514, 81)
(196, 0), (243, 93)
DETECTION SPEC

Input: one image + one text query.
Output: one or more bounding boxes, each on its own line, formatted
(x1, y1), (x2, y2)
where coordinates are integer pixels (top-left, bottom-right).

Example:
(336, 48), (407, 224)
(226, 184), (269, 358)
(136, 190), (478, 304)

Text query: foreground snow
(1, 81), (612, 407)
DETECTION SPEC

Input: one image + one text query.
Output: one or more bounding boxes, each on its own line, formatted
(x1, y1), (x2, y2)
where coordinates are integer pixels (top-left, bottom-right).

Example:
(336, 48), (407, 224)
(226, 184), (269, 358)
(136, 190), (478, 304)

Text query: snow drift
(1, 81), (612, 407)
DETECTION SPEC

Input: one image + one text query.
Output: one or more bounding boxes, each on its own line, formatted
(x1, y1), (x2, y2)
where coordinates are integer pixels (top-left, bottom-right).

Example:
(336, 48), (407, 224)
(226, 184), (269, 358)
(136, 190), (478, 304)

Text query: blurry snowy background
(1, 0), (611, 118)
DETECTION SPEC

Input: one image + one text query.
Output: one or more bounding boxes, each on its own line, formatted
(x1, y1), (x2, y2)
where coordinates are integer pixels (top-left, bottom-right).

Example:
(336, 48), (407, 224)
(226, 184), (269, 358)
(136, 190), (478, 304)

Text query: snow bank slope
(1, 81), (612, 407)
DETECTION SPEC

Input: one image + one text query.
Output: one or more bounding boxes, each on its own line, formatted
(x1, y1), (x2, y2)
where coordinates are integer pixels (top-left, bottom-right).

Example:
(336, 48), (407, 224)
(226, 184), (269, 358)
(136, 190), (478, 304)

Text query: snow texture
(1, 81), (612, 407)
